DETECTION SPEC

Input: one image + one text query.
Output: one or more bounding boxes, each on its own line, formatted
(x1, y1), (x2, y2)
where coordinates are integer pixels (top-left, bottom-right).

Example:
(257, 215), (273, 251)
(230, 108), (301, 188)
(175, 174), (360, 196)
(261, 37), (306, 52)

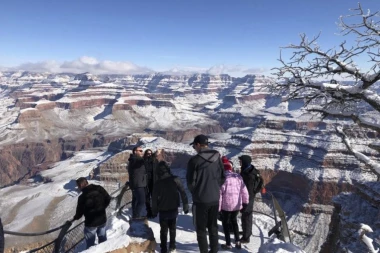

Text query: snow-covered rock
(258, 238), (306, 253)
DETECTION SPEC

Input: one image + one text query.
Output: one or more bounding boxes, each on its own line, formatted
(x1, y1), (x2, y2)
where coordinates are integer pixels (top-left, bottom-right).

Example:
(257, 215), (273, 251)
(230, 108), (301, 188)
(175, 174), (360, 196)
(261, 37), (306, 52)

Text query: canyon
(0, 71), (379, 252)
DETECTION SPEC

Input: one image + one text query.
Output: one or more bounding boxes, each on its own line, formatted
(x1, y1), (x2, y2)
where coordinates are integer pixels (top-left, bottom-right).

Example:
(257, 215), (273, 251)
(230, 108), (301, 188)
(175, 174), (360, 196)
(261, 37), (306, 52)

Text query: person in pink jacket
(219, 157), (249, 249)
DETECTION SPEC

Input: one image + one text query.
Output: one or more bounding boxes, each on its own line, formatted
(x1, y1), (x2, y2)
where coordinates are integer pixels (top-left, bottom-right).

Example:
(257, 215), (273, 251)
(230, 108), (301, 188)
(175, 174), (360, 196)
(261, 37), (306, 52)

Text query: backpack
(253, 169), (264, 194)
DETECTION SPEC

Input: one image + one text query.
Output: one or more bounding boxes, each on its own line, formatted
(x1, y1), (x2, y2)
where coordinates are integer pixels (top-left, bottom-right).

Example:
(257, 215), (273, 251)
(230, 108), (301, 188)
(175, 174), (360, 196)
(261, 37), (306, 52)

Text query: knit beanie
(221, 156), (233, 171)
(221, 156), (229, 164)
(238, 155), (252, 169)
(223, 162), (233, 171)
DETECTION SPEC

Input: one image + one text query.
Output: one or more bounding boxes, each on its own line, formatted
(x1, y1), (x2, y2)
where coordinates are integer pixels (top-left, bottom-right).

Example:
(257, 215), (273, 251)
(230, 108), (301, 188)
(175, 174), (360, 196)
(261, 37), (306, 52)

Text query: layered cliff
(0, 71), (379, 252)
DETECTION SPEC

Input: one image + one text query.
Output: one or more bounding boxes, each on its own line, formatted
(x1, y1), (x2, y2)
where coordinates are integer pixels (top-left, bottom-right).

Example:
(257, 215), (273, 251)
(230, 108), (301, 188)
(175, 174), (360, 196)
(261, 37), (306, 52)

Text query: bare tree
(270, 3), (380, 178)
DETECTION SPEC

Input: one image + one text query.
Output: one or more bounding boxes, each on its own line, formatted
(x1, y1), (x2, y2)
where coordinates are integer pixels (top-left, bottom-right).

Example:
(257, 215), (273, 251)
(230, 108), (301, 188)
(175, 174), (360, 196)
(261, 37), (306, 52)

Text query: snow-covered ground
(79, 207), (305, 253)
(0, 147), (306, 253)
(0, 148), (112, 232)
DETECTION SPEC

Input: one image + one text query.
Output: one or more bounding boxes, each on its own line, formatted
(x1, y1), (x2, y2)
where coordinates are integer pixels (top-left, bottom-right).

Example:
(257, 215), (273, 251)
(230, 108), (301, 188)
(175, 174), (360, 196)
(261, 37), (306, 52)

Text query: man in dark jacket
(186, 134), (225, 253)
(238, 155), (260, 243)
(128, 146), (147, 218)
(144, 149), (158, 218)
(73, 177), (111, 249)
(152, 161), (189, 253)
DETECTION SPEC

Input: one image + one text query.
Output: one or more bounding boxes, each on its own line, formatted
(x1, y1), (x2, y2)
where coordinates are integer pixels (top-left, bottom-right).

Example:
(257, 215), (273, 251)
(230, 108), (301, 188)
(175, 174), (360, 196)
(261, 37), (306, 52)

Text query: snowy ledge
(81, 215), (156, 253)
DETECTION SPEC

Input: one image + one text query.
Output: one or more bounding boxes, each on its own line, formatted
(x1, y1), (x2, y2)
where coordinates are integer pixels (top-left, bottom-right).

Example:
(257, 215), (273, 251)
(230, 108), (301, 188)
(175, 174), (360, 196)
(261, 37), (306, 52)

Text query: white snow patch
(80, 215), (130, 253)
(258, 238), (306, 253)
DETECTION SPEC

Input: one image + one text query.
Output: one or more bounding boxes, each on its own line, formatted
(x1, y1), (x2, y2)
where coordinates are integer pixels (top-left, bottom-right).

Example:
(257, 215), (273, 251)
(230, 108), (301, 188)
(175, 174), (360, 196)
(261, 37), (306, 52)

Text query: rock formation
(0, 71), (379, 252)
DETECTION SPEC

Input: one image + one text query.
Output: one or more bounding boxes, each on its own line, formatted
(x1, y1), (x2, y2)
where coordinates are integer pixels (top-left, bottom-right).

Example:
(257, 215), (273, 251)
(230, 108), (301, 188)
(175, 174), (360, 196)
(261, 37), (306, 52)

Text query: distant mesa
(74, 72), (97, 82)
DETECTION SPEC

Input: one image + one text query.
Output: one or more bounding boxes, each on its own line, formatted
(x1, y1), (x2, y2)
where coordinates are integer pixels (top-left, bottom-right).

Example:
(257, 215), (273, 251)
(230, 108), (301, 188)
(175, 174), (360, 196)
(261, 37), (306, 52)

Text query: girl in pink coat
(219, 157), (249, 249)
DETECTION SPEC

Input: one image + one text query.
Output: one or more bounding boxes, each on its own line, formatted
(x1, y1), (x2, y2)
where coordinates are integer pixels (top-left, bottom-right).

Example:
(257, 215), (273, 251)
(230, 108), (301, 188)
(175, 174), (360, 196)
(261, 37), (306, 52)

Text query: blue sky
(0, 0), (379, 75)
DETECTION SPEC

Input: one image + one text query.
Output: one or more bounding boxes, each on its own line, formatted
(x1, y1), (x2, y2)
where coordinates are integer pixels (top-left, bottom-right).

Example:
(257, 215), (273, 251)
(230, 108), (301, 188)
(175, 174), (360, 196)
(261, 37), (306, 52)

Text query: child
(219, 157), (249, 249)
(152, 161), (189, 253)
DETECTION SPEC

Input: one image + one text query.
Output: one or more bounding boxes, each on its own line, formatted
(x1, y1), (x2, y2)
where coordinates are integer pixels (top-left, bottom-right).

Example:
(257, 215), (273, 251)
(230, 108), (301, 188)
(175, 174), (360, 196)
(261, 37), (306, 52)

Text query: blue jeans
(84, 223), (107, 249)
(132, 187), (146, 218)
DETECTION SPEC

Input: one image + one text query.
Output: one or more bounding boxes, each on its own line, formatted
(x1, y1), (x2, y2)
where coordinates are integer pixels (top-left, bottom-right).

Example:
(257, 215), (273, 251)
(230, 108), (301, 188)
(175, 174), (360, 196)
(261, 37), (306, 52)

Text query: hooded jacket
(128, 154), (147, 189)
(73, 184), (111, 227)
(152, 161), (188, 215)
(240, 164), (260, 211)
(186, 148), (225, 205)
(219, 171), (249, 212)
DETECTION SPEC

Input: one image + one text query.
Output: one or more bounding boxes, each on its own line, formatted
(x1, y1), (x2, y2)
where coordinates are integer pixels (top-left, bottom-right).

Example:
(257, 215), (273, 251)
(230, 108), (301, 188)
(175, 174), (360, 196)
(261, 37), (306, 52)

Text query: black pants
(160, 217), (177, 253)
(132, 187), (146, 218)
(221, 210), (239, 245)
(145, 186), (153, 216)
(193, 203), (219, 253)
(146, 176), (155, 216)
(241, 211), (253, 240)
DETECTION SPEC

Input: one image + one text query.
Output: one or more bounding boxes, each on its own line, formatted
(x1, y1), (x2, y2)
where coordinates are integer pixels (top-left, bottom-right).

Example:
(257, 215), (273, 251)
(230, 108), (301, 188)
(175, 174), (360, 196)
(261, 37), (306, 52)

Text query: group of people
(72, 134), (264, 253)
(187, 134), (263, 252)
(128, 145), (189, 253)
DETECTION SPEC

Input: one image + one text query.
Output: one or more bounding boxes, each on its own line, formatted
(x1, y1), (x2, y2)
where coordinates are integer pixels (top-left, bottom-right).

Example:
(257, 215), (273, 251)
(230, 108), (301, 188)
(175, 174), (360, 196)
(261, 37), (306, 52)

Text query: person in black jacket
(72, 177), (111, 249)
(152, 161), (189, 253)
(186, 134), (225, 253)
(128, 146), (147, 218)
(144, 149), (158, 218)
(238, 155), (260, 244)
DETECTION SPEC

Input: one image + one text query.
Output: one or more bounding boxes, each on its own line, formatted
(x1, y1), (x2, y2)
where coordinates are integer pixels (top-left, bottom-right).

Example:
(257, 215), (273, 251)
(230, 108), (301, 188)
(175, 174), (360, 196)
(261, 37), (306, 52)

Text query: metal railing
(0, 185), (293, 253)
(1, 182), (132, 253)
(252, 191), (293, 244)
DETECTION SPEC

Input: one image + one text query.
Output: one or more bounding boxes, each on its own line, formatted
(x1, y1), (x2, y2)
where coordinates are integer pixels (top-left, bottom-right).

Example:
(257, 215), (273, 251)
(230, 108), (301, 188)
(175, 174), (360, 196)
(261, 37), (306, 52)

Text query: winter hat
(221, 156), (233, 171)
(221, 156), (229, 164)
(223, 162), (233, 171)
(238, 155), (252, 169)
(190, 134), (209, 145)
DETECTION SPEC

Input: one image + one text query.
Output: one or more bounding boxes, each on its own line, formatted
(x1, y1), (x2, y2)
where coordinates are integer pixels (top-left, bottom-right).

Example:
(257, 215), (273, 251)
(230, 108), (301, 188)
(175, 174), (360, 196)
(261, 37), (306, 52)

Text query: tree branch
(309, 108), (380, 133)
(336, 126), (380, 178)
(270, 3), (380, 179)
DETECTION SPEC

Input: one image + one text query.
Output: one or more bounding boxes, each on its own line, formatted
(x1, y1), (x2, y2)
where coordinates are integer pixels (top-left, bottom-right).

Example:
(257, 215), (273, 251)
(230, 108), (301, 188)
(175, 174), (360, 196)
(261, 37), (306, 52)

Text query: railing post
(270, 193), (279, 225)
(54, 221), (73, 253)
(0, 218), (4, 253)
(271, 193), (292, 243)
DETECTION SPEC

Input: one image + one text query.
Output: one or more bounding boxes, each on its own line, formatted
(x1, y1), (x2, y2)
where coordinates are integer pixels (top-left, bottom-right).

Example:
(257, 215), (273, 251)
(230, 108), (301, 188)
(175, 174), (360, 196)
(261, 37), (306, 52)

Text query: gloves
(240, 203), (248, 213)
(183, 204), (189, 214)
(66, 220), (73, 227)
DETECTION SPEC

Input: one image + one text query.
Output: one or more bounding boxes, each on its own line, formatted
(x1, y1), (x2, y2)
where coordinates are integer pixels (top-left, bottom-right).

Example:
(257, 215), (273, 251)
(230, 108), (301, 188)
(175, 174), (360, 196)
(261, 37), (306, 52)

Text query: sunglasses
(137, 150), (143, 152)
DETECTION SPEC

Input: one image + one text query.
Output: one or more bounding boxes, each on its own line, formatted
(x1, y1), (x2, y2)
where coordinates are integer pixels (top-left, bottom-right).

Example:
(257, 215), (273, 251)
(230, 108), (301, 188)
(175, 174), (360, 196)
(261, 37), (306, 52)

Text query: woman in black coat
(144, 149), (158, 218)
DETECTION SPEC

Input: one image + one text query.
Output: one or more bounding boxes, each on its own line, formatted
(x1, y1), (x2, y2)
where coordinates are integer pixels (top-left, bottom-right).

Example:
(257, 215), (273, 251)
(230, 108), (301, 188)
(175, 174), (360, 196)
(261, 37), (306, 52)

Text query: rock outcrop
(121, 219), (156, 253)
(330, 188), (380, 253)
(0, 135), (120, 187)
(1, 71), (379, 253)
